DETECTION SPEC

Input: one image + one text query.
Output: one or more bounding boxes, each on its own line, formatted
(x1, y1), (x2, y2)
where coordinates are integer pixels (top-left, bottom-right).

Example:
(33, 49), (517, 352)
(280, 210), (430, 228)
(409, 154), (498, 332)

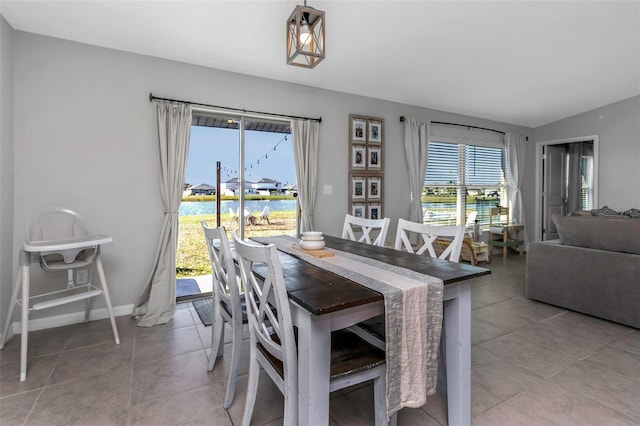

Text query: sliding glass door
(176, 112), (295, 300)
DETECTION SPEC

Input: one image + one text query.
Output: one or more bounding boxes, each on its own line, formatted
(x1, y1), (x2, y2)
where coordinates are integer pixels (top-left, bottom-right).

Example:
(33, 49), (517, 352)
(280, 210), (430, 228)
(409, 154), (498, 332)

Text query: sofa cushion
(569, 210), (593, 217)
(552, 214), (640, 255)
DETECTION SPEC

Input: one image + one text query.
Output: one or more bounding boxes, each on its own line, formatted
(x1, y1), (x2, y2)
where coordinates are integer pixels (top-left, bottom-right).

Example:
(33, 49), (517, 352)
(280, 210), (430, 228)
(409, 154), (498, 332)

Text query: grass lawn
(177, 211), (298, 277)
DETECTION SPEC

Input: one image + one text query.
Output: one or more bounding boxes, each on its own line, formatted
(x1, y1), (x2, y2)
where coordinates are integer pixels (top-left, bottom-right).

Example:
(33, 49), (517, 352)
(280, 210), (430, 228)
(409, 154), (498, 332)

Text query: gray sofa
(526, 209), (640, 329)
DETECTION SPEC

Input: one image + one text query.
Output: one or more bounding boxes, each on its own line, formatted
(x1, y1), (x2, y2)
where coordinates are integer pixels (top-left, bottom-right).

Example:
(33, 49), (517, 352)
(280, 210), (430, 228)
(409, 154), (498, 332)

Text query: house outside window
(423, 140), (508, 226)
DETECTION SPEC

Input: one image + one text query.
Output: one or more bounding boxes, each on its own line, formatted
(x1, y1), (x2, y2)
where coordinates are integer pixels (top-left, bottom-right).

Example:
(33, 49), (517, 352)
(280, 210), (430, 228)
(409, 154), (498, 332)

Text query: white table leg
(294, 306), (332, 426)
(443, 282), (471, 426)
(503, 231), (508, 258)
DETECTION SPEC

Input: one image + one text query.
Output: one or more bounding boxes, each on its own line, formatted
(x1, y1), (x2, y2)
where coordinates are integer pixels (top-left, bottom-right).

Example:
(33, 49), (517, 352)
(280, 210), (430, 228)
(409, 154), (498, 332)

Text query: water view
(179, 199), (498, 224)
(179, 200), (298, 216)
(422, 200), (499, 224)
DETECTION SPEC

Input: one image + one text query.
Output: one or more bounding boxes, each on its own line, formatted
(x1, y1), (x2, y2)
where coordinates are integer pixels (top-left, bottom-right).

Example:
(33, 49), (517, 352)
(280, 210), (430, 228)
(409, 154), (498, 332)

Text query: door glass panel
(243, 120), (296, 239)
(176, 114), (296, 299)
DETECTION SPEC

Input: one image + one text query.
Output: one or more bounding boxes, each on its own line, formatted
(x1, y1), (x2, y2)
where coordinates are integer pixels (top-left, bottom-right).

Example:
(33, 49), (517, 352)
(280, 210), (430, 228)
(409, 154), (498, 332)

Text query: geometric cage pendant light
(286, 1), (325, 68)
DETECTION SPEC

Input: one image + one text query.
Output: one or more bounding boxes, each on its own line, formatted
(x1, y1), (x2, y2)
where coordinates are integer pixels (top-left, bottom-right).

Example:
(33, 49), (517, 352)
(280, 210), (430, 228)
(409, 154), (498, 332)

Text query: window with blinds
(581, 156), (594, 210)
(424, 141), (508, 226)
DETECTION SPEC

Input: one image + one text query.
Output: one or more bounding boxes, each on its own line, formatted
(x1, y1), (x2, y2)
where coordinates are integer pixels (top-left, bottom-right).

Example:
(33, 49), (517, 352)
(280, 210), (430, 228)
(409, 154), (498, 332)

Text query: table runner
(257, 235), (444, 417)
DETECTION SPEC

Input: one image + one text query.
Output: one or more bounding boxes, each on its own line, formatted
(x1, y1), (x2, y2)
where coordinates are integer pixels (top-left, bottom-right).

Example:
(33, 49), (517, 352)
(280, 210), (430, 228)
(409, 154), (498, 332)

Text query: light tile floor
(1, 253), (639, 425)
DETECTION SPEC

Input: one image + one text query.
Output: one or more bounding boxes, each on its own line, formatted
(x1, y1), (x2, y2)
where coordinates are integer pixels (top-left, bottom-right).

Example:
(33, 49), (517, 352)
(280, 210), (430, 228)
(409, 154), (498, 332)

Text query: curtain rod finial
(399, 116), (406, 122)
(149, 93), (153, 102)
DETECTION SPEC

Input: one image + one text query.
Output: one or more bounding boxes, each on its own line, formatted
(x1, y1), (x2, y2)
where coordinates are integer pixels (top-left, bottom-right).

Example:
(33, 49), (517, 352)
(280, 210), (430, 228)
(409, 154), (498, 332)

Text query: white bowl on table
(301, 231), (324, 241)
(300, 239), (325, 250)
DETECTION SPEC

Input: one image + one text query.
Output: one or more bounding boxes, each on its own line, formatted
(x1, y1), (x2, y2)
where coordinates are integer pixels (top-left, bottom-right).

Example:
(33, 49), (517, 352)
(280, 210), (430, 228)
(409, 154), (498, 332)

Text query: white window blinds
(464, 145), (506, 186)
(424, 123), (508, 226)
(425, 142), (459, 184)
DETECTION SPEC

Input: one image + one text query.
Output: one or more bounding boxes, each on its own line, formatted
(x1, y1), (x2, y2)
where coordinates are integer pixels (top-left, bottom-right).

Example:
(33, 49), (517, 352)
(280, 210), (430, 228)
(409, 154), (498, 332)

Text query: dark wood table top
(251, 235), (491, 317)
(323, 235), (491, 285)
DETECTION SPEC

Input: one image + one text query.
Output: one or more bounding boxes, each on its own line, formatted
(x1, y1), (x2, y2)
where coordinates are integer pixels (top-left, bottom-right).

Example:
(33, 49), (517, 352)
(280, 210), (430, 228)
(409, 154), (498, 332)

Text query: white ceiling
(2, 1), (639, 128)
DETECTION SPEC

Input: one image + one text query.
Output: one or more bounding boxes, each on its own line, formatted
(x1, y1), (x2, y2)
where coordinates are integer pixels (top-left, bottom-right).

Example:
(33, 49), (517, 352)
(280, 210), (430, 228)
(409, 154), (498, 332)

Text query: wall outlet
(76, 269), (89, 284)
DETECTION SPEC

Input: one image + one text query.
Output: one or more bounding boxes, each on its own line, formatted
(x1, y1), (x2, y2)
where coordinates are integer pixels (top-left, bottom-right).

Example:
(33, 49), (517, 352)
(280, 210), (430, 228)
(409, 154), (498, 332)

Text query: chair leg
(95, 255), (120, 345)
(241, 345), (260, 426)
(223, 320), (243, 409)
(0, 268), (23, 350)
(503, 233), (508, 258)
(20, 263), (30, 382)
(84, 268), (93, 323)
(207, 304), (224, 371)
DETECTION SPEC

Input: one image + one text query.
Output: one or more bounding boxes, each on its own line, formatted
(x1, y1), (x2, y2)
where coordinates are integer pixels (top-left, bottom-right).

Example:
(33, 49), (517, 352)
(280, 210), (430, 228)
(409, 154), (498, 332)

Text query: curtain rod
(149, 93), (322, 123)
(399, 116), (505, 135)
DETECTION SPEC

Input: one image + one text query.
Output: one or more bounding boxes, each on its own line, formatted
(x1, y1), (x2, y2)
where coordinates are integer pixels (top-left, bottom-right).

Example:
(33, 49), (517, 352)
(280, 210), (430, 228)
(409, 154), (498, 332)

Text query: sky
(185, 126), (297, 187)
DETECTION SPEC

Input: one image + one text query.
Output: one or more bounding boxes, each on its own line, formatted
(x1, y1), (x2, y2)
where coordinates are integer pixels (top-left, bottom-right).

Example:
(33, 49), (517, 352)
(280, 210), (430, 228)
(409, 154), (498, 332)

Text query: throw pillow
(590, 205), (620, 216)
(622, 208), (640, 219)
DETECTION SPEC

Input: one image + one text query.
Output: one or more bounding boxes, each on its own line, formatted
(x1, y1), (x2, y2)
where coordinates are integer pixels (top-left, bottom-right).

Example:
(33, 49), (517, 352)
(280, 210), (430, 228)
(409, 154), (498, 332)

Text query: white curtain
(292, 119), (319, 232)
(403, 118), (429, 222)
(133, 101), (192, 327)
(506, 132), (527, 226)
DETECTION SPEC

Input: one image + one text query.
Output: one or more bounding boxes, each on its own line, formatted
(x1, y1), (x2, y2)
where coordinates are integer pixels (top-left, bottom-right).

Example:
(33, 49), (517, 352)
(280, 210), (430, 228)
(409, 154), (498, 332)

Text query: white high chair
(0, 208), (119, 381)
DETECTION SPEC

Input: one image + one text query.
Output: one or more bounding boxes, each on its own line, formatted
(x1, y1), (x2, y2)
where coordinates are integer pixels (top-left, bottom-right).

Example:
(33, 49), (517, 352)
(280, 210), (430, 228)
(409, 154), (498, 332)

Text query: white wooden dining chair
(394, 218), (466, 262)
(233, 234), (396, 426)
(342, 214), (390, 247)
(201, 222), (245, 409)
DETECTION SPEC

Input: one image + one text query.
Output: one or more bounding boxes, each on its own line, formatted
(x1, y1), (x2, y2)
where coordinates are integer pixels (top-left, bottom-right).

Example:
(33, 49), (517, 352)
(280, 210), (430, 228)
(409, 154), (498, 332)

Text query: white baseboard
(5, 304), (134, 338)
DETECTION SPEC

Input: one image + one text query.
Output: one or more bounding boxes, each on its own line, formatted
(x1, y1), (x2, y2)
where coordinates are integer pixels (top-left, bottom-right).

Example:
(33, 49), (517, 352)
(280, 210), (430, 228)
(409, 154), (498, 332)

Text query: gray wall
(531, 96), (640, 215)
(0, 16), (15, 336)
(5, 30), (534, 324)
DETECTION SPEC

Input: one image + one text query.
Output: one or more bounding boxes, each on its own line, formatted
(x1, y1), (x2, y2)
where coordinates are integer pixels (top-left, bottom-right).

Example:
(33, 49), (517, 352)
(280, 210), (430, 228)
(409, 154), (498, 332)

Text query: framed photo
(368, 146), (381, 170)
(368, 203), (382, 220)
(352, 203), (365, 218)
(351, 145), (366, 169)
(368, 120), (382, 143)
(352, 118), (366, 142)
(352, 176), (366, 200)
(368, 176), (381, 200)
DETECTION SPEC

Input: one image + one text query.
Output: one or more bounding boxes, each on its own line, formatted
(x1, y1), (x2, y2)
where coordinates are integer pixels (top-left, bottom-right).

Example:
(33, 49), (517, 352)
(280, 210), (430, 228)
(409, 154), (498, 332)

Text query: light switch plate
(323, 184), (333, 195)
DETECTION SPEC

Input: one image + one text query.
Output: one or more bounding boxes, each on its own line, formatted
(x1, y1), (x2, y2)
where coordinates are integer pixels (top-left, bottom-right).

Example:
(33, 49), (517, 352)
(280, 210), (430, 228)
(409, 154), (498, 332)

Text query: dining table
(251, 234), (491, 426)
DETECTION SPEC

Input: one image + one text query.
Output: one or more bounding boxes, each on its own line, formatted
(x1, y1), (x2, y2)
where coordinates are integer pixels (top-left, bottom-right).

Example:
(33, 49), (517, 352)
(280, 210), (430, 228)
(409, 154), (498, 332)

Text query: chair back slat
(342, 214), (390, 247)
(394, 218), (466, 262)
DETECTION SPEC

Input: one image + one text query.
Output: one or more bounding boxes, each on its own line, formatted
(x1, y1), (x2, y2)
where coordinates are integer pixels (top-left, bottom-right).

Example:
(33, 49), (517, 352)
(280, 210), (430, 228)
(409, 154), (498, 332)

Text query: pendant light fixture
(286, 1), (325, 68)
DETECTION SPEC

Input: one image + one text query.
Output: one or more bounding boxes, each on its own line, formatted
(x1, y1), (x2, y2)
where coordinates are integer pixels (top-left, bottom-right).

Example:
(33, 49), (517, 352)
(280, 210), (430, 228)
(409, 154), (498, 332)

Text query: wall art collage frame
(348, 114), (384, 219)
